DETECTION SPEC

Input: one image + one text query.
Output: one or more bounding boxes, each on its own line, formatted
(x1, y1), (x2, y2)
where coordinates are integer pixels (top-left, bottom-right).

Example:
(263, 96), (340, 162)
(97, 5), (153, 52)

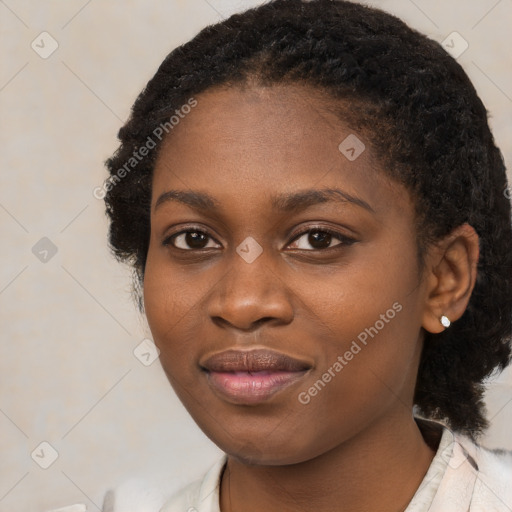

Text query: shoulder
(160, 456), (226, 512)
(456, 431), (512, 481)
(413, 417), (512, 512)
(100, 472), (200, 512)
(156, 478), (204, 512)
(455, 432), (512, 511)
(101, 456), (227, 512)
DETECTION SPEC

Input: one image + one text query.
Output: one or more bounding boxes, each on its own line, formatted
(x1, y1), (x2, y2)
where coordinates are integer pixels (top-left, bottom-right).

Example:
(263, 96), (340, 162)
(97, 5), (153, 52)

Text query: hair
(104, 0), (512, 438)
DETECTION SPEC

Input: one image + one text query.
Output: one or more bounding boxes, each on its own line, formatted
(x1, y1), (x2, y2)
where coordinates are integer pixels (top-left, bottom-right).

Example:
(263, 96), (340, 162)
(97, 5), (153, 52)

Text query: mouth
(200, 348), (313, 405)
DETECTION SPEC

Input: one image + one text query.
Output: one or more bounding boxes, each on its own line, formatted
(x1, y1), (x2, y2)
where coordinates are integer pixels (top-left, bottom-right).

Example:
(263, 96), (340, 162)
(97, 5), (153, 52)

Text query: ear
(421, 223), (479, 334)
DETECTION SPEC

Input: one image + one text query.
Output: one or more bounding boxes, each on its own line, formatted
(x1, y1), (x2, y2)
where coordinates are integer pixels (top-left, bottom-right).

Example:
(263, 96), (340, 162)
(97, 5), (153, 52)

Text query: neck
(220, 413), (440, 512)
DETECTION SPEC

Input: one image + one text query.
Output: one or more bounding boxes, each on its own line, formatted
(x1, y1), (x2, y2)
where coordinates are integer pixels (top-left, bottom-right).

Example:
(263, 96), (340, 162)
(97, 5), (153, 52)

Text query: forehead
(152, 83), (411, 219)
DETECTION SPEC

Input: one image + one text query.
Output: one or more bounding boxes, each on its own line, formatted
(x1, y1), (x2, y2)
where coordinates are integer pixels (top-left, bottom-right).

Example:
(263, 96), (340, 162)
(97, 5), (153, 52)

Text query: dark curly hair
(104, 0), (512, 438)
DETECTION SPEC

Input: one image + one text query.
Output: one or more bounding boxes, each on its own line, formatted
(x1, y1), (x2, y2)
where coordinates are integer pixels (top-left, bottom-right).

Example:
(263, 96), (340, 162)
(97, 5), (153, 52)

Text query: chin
(213, 429), (322, 467)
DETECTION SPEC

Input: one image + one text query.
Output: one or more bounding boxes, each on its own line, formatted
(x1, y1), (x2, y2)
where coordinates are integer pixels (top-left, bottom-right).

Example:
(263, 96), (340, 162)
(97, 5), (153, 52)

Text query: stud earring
(440, 315), (451, 328)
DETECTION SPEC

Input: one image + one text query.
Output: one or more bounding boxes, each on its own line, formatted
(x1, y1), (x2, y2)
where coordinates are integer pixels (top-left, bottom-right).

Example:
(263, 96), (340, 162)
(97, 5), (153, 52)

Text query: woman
(101, 0), (512, 510)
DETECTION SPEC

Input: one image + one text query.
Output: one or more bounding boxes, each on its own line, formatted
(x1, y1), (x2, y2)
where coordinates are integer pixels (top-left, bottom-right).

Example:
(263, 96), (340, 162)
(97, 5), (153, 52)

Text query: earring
(440, 315), (451, 328)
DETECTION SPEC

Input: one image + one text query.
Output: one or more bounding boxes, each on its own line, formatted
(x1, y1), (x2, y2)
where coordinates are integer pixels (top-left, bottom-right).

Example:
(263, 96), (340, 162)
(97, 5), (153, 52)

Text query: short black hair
(104, 0), (512, 438)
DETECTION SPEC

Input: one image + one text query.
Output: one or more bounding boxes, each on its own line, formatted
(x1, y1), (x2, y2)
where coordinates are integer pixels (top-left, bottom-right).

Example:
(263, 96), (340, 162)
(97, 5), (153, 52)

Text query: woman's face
(144, 84), (429, 465)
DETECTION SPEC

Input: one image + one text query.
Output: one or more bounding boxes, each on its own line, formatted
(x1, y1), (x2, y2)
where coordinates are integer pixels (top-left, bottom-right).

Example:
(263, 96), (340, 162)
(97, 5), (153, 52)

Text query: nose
(206, 250), (294, 332)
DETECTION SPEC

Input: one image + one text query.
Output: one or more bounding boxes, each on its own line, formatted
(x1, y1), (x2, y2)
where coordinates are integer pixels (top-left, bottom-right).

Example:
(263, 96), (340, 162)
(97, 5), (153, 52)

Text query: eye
(163, 229), (221, 250)
(162, 226), (354, 252)
(287, 228), (354, 251)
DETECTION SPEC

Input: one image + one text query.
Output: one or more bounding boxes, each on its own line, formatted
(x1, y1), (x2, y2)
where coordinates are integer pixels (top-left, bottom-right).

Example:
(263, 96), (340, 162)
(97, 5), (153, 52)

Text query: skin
(143, 83), (479, 512)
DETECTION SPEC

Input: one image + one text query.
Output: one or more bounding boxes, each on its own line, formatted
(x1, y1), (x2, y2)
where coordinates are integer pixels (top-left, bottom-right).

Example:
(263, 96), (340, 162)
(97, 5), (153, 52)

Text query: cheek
(307, 236), (420, 347)
(143, 240), (206, 330)
(143, 248), (201, 372)
(300, 238), (423, 407)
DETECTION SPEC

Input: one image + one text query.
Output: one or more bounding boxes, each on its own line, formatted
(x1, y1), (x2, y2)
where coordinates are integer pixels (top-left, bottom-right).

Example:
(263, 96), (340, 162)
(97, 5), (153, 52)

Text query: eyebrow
(154, 188), (374, 214)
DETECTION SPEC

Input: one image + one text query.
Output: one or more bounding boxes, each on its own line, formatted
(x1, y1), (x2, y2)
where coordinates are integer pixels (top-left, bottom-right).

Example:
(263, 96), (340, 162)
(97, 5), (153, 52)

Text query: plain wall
(1, 1), (511, 510)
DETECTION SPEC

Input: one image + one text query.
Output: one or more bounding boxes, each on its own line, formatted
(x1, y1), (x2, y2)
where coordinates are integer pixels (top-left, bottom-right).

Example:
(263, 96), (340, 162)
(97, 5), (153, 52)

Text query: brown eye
(165, 230), (220, 250)
(288, 228), (350, 251)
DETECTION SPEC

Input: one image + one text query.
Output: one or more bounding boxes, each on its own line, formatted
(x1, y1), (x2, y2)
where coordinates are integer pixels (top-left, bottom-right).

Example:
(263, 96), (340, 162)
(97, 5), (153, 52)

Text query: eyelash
(162, 225), (356, 252)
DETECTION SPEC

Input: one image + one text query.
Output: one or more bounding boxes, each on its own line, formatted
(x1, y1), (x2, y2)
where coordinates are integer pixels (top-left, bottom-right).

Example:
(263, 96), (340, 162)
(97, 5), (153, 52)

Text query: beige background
(1, 1), (511, 510)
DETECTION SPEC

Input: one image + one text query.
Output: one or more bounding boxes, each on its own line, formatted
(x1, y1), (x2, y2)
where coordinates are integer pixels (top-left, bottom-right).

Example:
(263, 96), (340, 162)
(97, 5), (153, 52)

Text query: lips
(200, 348), (312, 405)
(200, 348), (312, 373)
